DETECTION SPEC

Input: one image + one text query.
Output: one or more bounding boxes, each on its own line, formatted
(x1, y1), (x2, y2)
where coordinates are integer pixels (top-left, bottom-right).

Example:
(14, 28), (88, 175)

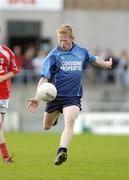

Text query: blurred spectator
(13, 45), (23, 69)
(115, 50), (129, 87)
(92, 47), (108, 83)
(22, 46), (36, 84)
(32, 49), (46, 82)
(105, 48), (119, 83)
(12, 45), (23, 83)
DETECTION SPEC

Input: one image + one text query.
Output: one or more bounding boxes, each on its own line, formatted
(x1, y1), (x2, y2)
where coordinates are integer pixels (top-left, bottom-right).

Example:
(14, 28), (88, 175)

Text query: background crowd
(12, 44), (129, 87)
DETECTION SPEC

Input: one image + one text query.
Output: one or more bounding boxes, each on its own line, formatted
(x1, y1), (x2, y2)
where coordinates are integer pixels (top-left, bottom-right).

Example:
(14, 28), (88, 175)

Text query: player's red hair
(57, 24), (74, 40)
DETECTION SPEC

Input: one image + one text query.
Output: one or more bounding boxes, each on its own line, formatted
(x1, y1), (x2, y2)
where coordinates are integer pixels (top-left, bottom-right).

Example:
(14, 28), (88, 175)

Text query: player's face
(58, 34), (73, 51)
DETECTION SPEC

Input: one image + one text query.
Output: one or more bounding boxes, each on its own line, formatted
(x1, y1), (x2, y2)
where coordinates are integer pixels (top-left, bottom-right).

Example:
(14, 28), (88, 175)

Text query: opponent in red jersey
(0, 27), (19, 163)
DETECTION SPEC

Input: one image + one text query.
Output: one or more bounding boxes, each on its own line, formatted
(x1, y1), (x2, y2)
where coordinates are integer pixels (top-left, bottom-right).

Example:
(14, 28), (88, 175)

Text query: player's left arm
(92, 56), (112, 69)
(0, 72), (15, 83)
(0, 55), (19, 82)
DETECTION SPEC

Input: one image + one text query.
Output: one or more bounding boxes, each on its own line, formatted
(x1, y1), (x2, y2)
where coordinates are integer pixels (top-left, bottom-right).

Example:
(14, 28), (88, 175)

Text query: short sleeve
(41, 54), (56, 80)
(88, 51), (96, 63)
(8, 48), (19, 74)
(10, 57), (19, 74)
(84, 50), (96, 64)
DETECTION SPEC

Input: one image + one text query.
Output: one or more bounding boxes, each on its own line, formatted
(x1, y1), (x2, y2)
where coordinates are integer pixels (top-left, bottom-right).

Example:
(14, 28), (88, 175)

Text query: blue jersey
(41, 43), (96, 97)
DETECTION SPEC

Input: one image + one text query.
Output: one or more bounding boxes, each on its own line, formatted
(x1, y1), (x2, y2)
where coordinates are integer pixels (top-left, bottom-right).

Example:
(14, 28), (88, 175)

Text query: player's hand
(0, 76), (5, 83)
(27, 98), (40, 113)
(105, 58), (112, 69)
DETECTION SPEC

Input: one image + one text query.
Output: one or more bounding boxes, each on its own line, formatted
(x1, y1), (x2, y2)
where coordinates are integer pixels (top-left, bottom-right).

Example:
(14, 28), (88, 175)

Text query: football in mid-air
(36, 82), (57, 102)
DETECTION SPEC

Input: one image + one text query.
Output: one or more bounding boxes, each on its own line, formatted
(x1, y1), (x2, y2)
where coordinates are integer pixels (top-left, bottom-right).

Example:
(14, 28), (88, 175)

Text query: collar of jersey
(58, 43), (75, 52)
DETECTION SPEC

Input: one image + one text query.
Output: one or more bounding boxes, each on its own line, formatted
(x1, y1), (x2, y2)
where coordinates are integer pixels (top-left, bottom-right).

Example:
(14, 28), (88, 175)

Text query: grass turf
(0, 133), (128, 180)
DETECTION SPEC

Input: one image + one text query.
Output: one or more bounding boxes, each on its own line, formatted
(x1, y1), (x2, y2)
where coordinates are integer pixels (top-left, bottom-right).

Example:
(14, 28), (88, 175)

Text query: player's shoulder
(50, 47), (59, 54)
(2, 45), (14, 56)
(74, 43), (89, 54)
(74, 43), (88, 51)
(2, 45), (11, 51)
(47, 47), (59, 57)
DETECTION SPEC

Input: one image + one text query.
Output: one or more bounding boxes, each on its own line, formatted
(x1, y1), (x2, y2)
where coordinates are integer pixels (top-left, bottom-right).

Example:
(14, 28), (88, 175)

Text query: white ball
(36, 82), (57, 102)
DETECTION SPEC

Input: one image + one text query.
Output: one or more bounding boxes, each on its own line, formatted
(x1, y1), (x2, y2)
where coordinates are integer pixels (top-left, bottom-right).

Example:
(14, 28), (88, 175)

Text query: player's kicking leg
(54, 105), (80, 165)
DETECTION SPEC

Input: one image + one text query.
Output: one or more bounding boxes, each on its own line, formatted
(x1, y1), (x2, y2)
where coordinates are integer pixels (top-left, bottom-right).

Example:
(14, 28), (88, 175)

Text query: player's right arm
(0, 72), (15, 83)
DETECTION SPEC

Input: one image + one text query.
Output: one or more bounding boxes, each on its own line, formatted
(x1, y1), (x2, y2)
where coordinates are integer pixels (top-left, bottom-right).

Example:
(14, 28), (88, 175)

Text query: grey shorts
(0, 99), (9, 114)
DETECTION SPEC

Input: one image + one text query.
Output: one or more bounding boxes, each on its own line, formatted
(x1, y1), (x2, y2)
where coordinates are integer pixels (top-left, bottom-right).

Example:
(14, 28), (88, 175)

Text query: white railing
(74, 112), (129, 135)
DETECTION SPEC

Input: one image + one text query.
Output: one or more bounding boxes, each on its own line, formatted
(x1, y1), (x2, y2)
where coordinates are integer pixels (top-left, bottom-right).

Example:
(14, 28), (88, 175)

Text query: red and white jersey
(0, 45), (19, 99)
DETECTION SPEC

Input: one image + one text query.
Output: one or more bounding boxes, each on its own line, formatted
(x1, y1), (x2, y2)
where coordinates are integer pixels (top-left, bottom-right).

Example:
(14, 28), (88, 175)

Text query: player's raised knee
(43, 124), (51, 130)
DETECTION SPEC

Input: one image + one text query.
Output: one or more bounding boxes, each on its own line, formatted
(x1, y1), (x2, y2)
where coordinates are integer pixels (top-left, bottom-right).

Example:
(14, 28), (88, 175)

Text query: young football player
(0, 27), (19, 163)
(27, 24), (112, 165)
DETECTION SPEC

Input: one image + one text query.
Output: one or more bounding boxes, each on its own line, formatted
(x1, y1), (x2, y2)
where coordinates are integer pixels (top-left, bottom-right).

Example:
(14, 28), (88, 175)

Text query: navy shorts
(45, 96), (82, 113)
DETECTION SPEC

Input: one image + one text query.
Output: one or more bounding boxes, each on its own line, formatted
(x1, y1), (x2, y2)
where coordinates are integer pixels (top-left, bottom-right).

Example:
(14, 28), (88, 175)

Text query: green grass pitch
(0, 133), (128, 180)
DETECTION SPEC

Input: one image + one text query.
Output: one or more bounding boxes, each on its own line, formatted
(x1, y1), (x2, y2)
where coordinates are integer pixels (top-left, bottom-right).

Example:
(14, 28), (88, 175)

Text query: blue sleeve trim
(88, 52), (96, 63)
